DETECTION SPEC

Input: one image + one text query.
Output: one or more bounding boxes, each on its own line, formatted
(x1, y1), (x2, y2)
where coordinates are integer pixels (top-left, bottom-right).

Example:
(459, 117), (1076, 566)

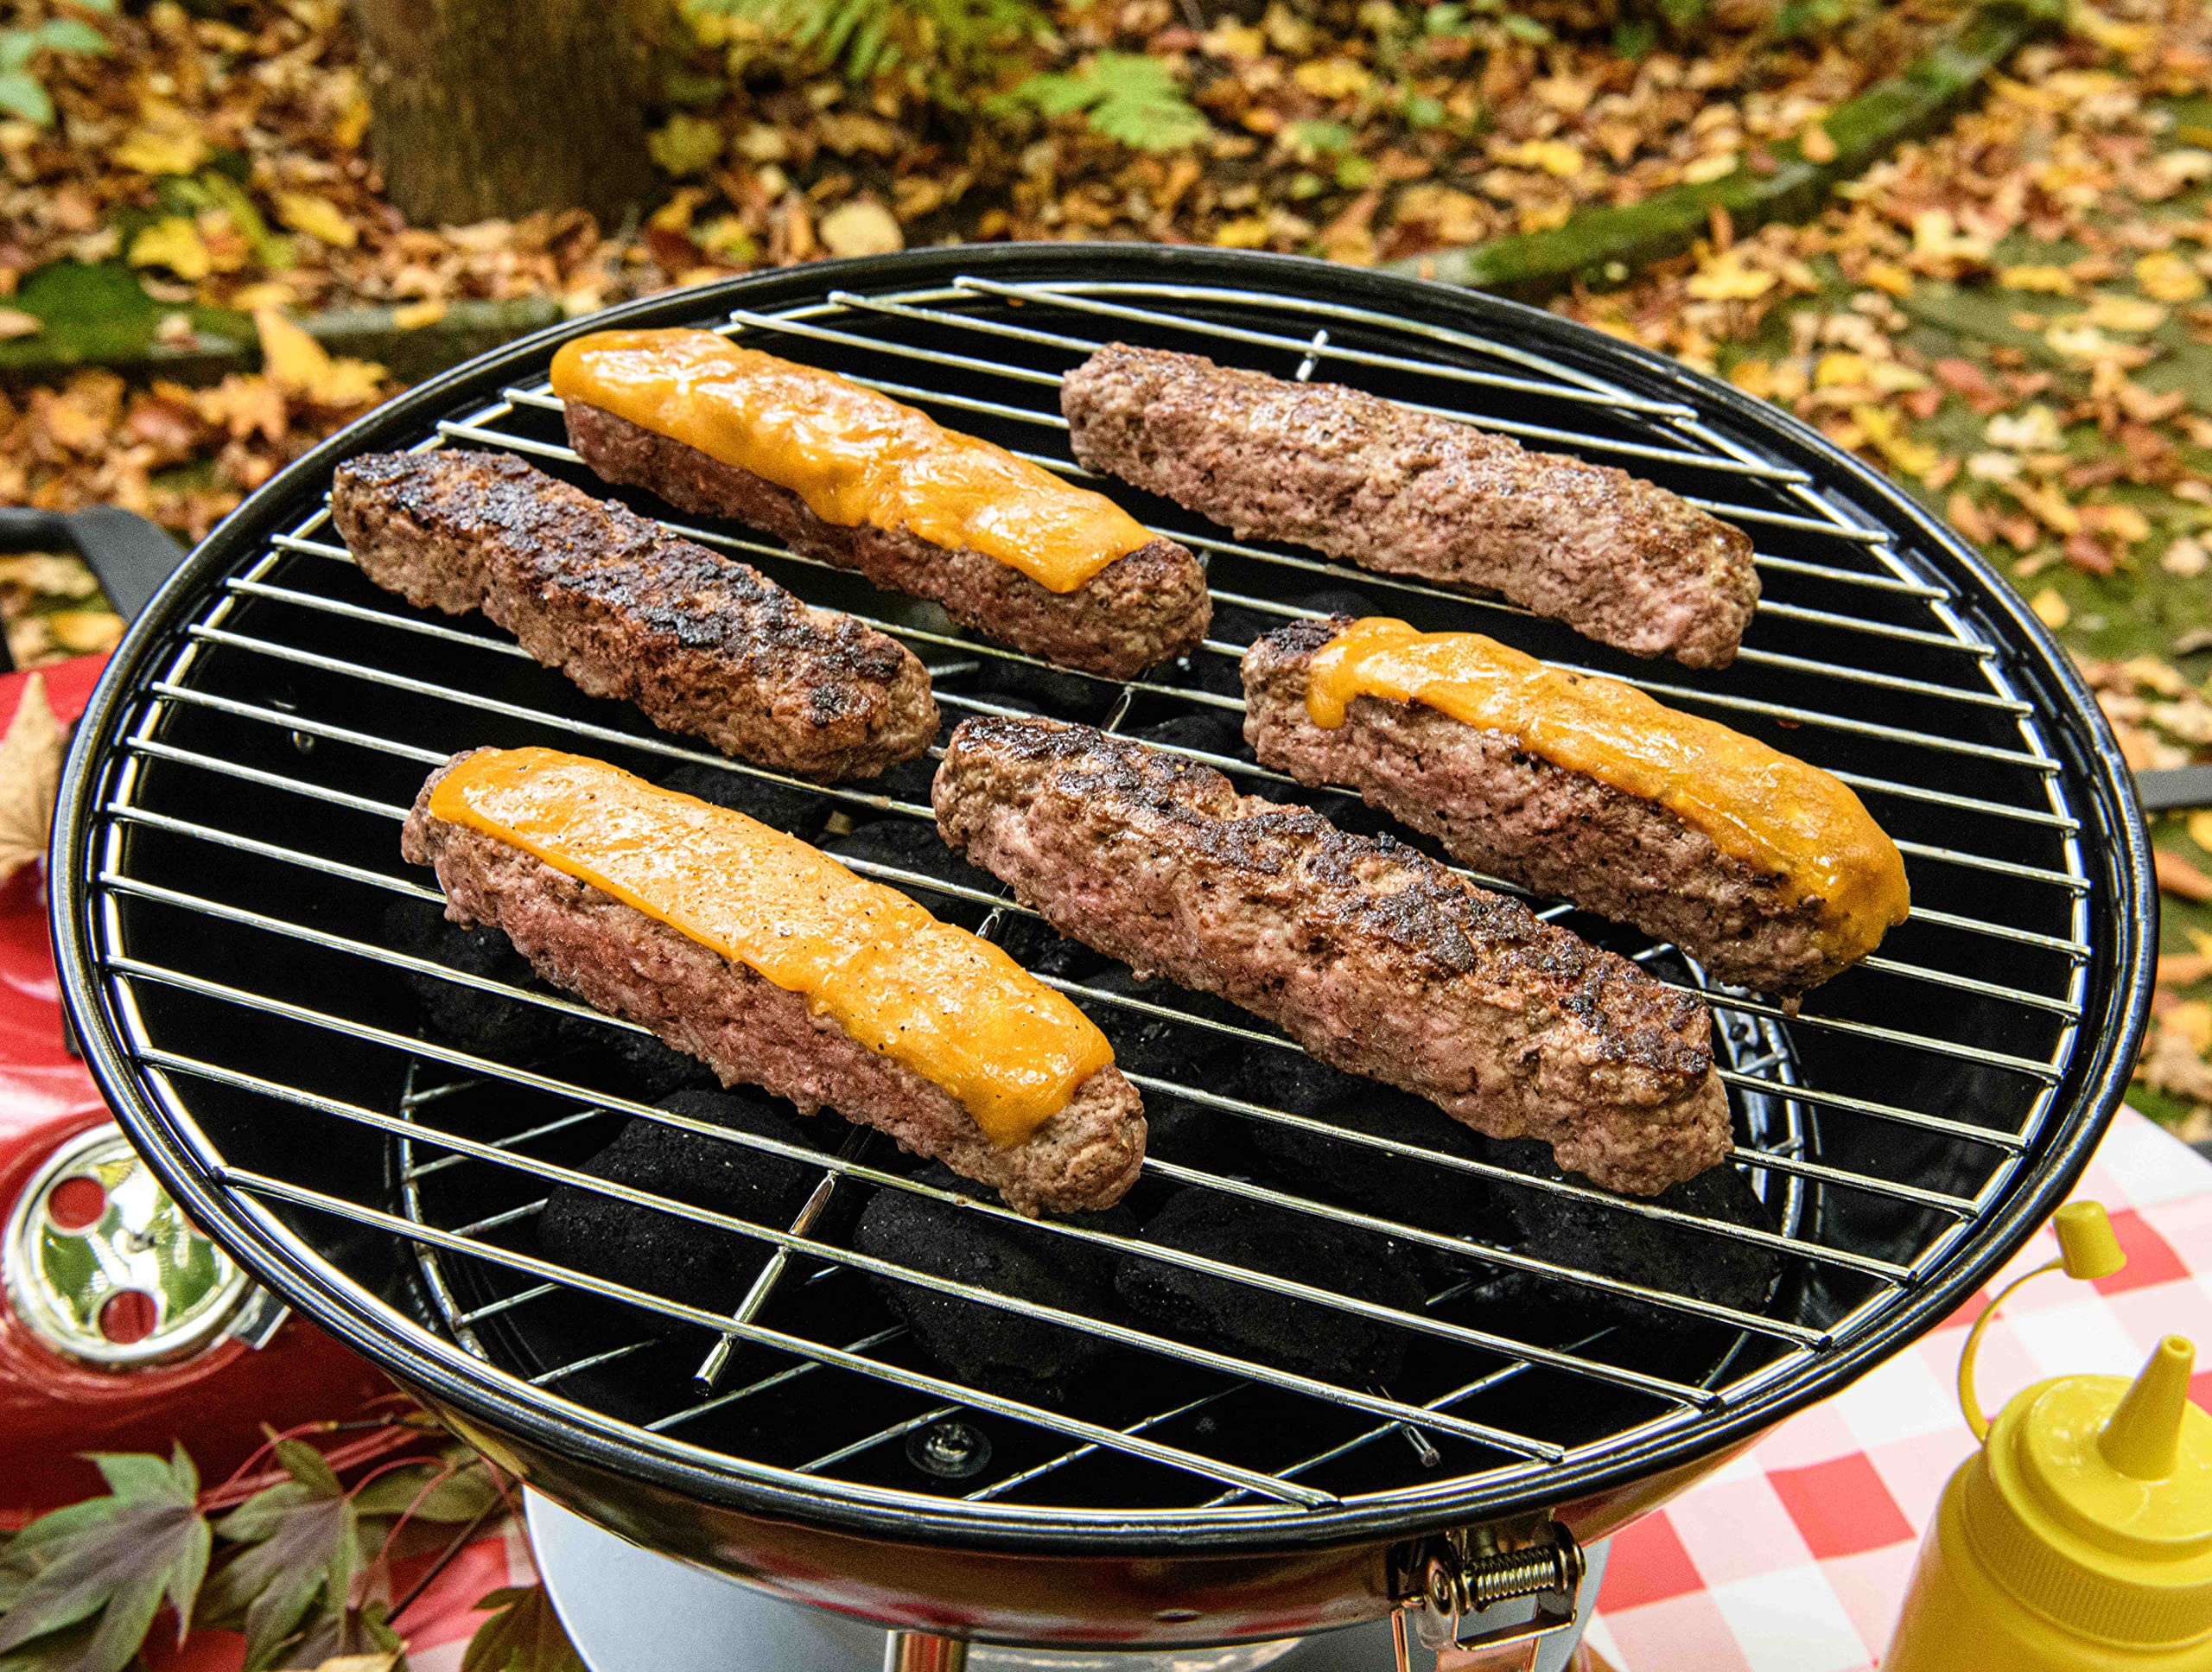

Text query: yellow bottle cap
(1966, 1335), (2212, 1648)
(2053, 1200), (2126, 1281)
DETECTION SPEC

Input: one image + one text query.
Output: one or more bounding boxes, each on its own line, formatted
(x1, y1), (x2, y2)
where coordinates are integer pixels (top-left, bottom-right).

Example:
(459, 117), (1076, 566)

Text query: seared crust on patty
(1061, 343), (1757, 670)
(563, 402), (1211, 680)
(1243, 617), (1846, 995)
(932, 717), (1730, 1196)
(332, 450), (938, 780)
(402, 753), (1146, 1215)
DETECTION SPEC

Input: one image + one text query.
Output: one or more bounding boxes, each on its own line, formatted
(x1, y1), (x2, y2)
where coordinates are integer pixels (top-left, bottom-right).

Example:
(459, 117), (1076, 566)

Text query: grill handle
(0, 505), (189, 645)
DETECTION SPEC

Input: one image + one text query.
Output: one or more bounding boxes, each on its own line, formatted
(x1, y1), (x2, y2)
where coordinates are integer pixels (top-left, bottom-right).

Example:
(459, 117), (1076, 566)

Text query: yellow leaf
(1516, 200), (1571, 234)
(2075, 293), (2167, 333)
(274, 191), (359, 249)
(1294, 58), (1372, 99)
(334, 92), (372, 151)
(46, 610), (122, 655)
(2031, 586), (2070, 630)
(253, 307), (385, 407)
(114, 124), (208, 177)
(2013, 480), (2082, 535)
(1850, 404), (1941, 480)
(1999, 264), (2076, 296)
(1682, 151), (1739, 185)
(1498, 139), (1583, 178)
(1799, 122), (1837, 165)
(0, 308), (39, 340)
(2094, 503), (2152, 544)
(2174, 1001), (2212, 1057)
(1862, 261), (1915, 297)
(1211, 216), (1272, 249)
(0, 673), (62, 886)
(1815, 351), (1871, 388)
(2136, 251), (2207, 304)
(2190, 810), (2212, 853)
(391, 299), (447, 329)
(1200, 22), (1265, 57)
(648, 187), (706, 235)
(128, 217), (213, 281)
(1685, 252), (1776, 302)
(817, 200), (903, 259)
(2071, 4), (2154, 54)
(1728, 359), (1775, 398)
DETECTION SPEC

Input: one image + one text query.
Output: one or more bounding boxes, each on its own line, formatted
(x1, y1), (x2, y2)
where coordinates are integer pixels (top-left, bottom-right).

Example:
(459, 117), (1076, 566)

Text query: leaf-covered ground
(0, 0), (2208, 1128)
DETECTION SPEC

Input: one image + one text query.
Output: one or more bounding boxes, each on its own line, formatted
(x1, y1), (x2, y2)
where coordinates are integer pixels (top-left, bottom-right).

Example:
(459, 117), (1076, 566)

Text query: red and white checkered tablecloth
(1583, 1105), (2212, 1672)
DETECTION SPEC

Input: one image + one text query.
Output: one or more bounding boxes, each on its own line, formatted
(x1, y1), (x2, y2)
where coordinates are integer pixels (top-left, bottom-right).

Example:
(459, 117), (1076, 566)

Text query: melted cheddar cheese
(429, 748), (1113, 1144)
(1306, 619), (1910, 960)
(550, 328), (1153, 594)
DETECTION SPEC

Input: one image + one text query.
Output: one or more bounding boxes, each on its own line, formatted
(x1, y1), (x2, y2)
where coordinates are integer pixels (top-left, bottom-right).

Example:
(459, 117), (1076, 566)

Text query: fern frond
(1005, 53), (1211, 152)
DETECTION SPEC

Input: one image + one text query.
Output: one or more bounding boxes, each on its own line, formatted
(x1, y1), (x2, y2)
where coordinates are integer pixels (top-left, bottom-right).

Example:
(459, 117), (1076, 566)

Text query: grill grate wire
(76, 270), (2105, 1525)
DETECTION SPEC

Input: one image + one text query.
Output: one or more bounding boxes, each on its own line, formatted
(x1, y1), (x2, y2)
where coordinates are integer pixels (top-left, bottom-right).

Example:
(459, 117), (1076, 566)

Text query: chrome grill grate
(58, 254), (2140, 1534)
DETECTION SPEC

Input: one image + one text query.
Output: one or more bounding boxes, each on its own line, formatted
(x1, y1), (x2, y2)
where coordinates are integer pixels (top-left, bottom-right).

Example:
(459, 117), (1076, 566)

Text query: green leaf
(0, 68), (54, 126)
(272, 1438), (344, 1502)
(1500, 12), (1552, 42)
(1399, 91), (1446, 129)
(461, 1587), (585, 1672)
(352, 1464), (502, 1524)
(1611, 17), (1657, 57)
(0, 1447), (210, 1672)
(1288, 118), (1355, 156)
(207, 1445), (359, 1671)
(648, 111), (725, 176)
(31, 19), (110, 55)
(1007, 53), (1209, 152)
(278, 1599), (404, 1671)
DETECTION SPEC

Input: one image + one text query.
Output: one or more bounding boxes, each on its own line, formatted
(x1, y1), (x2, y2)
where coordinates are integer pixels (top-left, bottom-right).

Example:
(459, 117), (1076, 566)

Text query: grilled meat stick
(1243, 617), (1910, 995)
(933, 717), (1730, 1197)
(403, 747), (1146, 1214)
(333, 450), (938, 781)
(552, 329), (1211, 680)
(1061, 343), (1758, 670)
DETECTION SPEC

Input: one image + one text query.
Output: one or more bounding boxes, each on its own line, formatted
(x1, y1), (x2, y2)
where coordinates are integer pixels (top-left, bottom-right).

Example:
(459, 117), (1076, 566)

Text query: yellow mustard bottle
(1886, 1202), (2212, 1670)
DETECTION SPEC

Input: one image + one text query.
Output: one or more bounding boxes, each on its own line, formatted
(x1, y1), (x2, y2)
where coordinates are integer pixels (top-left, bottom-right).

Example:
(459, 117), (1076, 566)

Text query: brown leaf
(0, 672), (63, 885)
(1946, 491), (1993, 545)
(2160, 955), (2212, 987)
(2158, 849), (2212, 903)
(2063, 532), (2117, 575)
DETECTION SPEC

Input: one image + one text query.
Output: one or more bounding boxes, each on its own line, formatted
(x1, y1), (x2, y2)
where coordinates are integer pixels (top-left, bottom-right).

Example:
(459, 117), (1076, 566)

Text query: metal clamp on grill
(1392, 1518), (1586, 1668)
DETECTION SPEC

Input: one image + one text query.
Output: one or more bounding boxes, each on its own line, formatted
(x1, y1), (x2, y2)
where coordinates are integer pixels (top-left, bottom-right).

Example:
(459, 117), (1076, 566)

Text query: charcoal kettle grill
(48, 245), (2157, 1665)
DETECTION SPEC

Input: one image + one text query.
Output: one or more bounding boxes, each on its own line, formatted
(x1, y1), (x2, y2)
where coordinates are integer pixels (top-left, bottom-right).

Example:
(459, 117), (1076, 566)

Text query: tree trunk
(351, 0), (660, 228)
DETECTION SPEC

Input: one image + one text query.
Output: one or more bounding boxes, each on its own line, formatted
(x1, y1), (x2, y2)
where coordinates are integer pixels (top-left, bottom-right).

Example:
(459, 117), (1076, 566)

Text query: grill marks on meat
(401, 755), (1146, 1215)
(1243, 617), (1842, 995)
(331, 450), (938, 781)
(563, 403), (1211, 681)
(1061, 343), (1758, 670)
(932, 717), (1730, 1197)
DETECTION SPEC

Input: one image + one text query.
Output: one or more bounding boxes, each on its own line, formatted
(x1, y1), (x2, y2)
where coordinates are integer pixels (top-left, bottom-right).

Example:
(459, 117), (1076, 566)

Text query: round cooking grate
(51, 246), (2153, 1547)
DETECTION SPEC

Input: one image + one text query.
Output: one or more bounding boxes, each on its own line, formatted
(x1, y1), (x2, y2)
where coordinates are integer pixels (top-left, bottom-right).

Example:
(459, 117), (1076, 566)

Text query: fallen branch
(1388, 0), (2063, 297)
(0, 259), (563, 387)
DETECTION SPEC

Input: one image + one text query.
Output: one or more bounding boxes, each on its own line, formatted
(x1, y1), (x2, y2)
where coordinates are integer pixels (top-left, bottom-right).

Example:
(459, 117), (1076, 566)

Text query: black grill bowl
(49, 245), (2156, 1646)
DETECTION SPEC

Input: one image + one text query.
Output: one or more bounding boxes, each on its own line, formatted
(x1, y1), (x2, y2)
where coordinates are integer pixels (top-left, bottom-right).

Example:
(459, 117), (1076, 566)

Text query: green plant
(1001, 53), (1210, 151)
(684, 0), (1047, 92)
(0, 3), (114, 128)
(0, 1430), (519, 1672)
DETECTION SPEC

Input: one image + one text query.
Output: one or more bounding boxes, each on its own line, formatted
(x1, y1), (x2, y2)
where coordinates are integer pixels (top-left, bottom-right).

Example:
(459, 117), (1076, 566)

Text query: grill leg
(883, 1631), (969, 1671)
